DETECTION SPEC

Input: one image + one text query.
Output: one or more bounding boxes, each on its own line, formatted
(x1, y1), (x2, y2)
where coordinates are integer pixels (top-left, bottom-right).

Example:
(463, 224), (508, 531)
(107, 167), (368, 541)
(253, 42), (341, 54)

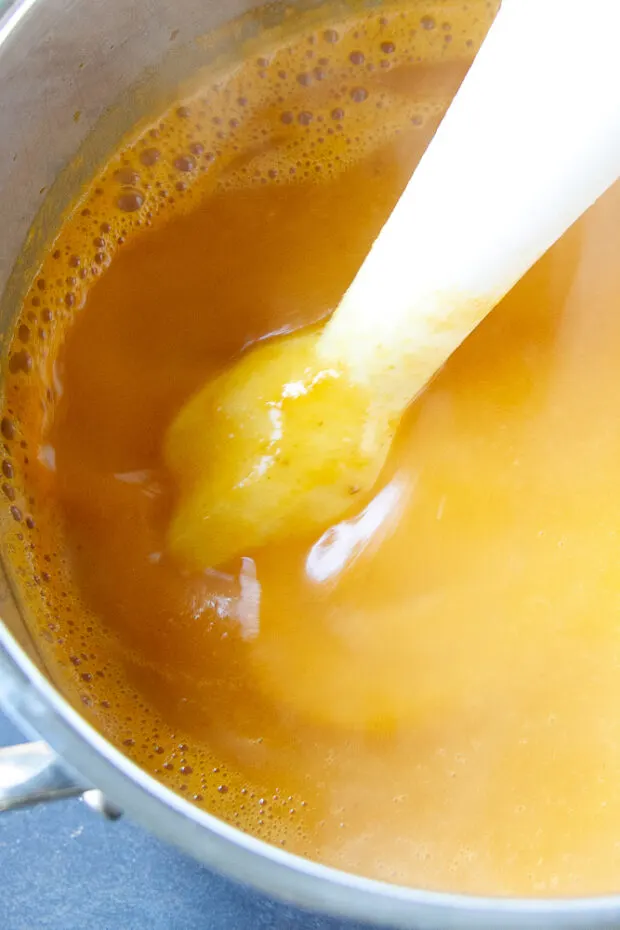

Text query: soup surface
(6, 0), (620, 897)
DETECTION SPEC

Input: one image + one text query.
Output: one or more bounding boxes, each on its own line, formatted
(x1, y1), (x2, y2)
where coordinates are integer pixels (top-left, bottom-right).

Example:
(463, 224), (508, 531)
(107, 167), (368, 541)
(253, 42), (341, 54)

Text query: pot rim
(1, 0), (620, 926)
(3, 619), (620, 930)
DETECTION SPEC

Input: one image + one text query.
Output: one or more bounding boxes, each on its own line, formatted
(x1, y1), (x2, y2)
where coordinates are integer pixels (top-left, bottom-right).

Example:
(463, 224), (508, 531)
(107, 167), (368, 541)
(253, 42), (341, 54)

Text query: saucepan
(0, 0), (619, 927)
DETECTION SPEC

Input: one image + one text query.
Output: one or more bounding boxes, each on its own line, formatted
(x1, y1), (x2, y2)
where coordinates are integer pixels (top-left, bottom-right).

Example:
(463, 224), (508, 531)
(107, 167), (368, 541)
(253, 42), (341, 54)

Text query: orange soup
(6, 0), (620, 898)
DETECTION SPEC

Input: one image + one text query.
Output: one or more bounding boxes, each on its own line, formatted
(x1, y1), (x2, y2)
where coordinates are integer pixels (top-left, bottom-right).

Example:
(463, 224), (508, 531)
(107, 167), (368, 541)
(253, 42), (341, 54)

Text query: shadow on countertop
(0, 715), (370, 930)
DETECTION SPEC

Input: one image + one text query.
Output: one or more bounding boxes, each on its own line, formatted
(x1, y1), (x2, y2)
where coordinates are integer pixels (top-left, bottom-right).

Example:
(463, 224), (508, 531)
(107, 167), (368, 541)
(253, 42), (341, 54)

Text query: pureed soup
(5, 0), (620, 897)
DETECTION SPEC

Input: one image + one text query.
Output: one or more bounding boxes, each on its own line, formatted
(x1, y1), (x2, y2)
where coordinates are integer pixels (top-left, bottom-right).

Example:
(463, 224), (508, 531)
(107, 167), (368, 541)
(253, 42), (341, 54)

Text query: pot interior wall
(0, 0), (366, 667)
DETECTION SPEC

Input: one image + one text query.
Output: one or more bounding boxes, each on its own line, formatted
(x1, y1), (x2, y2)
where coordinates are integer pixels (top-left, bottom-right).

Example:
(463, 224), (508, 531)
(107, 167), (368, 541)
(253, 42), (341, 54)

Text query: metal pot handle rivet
(0, 740), (122, 818)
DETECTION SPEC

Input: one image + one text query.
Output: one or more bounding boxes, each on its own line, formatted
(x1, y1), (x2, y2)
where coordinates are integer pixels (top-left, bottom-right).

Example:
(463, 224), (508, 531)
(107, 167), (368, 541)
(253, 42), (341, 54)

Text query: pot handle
(0, 740), (122, 818)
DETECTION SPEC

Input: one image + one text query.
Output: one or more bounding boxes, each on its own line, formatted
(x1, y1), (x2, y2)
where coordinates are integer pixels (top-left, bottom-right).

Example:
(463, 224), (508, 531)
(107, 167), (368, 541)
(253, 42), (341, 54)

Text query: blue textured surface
(0, 713), (369, 930)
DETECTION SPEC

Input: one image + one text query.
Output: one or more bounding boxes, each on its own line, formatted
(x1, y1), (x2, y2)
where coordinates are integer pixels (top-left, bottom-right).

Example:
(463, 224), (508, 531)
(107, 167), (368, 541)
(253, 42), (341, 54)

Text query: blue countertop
(0, 713), (368, 930)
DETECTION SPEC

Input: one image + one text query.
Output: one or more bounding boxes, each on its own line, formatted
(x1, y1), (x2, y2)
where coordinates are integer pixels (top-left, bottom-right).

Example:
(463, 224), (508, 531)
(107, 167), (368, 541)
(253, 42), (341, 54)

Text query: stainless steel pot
(0, 1), (619, 927)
